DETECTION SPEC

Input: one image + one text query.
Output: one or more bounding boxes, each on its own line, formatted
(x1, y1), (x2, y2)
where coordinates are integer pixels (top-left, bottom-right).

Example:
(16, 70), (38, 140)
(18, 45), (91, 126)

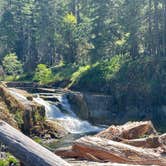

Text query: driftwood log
(96, 121), (157, 141)
(122, 134), (166, 149)
(66, 158), (147, 166)
(55, 136), (166, 165)
(0, 120), (70, 166)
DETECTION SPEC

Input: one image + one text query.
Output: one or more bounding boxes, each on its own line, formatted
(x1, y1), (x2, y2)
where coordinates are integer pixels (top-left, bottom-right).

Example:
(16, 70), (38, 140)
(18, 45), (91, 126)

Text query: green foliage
(7, 155), (19, 166)
(33, 64), (53, 84)
(64, 13), (77, 24)
(69, 65), (91, 87)
(0, 160), (8, 166)
(14, 110), (23, 128)
(0, 0), (166, 71)
(0, 153), (19, 166)
(17, 73), (33, 82)
(33, 137), (43, 144)
(2, 53), (23, 78)
(53, 64), (78, 82)
(70, 55), (128, 91)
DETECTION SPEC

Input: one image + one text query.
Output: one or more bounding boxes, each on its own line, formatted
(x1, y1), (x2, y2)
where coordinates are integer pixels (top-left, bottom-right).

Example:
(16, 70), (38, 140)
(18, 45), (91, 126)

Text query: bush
(69, 65), (91, 87)
(53, 64), (78, 82)
(0, 153), (19, 166)
(2, 53), (23, 79)
(70, 55), (128, 91)
(33, 64), (53, 84)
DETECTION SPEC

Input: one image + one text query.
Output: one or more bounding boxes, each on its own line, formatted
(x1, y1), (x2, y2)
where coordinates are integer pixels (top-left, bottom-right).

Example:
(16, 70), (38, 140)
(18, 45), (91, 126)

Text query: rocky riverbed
(1, 82), (166, 165)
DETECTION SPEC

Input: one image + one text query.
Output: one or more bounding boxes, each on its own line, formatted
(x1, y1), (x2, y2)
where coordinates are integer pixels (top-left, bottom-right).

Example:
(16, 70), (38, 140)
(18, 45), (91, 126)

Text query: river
(10, 87), (103, 149)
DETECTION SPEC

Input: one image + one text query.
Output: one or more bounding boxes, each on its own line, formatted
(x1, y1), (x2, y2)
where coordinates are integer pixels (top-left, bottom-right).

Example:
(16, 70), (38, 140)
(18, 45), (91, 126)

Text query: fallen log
(56, 136), (166, 165)
(96, 121), (157, 141)
(55, 146), (79, 158)
(122, 136), (160, 148)
(0, 120), (70, 166)
(122, 134), (166, 150)
(66, 158), (148, 166)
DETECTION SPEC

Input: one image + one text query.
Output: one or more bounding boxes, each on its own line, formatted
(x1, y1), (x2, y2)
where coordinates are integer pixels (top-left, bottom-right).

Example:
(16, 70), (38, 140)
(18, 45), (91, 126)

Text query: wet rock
(27, 96), (33, 101)
(31, 120), (68, 139)
(0, 84), (68, 138)
(0, 97), (18, 128)
(40, 95), (59, 102)
(68, 92), (89, 120)
(5, 82), (38, 88)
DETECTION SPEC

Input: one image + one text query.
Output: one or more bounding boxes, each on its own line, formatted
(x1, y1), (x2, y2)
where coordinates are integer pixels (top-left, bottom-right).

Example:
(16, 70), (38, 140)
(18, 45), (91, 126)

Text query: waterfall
(33, 94), (102, 134)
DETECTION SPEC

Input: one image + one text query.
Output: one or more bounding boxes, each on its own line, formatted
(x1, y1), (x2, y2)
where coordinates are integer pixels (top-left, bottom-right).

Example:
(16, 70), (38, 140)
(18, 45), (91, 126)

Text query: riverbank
(0, 84), (103, 165)
(51, 56), (166, 131)
(1, 83), (166, 165)
(3, 55), (166, 132)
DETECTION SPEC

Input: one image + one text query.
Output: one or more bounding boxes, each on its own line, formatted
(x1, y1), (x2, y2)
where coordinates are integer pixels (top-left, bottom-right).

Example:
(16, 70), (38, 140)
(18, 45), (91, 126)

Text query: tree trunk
(72, 136), (166, 165)
(122, 136), (160, 148)
(162, 0), (166, 56)
(147, 0), (153, 56)
(154, 0), (160, 56)
(0, 120), (70, 166)
(96, 121), (157, 141)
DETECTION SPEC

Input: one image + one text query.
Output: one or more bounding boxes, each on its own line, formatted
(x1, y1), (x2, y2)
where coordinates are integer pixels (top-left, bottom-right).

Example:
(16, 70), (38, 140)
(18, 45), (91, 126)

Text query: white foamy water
(34, 95), (102, 134)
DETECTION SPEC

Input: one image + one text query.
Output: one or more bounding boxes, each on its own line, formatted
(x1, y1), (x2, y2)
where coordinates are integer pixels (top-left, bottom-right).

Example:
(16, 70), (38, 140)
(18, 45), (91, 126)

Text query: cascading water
(33, 94), (102, 134)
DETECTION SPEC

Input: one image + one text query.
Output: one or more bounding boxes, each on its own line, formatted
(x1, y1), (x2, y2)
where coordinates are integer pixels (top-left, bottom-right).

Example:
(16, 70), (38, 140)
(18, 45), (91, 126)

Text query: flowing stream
(33, 93), (102, 134)
(9, 88), (103, 149)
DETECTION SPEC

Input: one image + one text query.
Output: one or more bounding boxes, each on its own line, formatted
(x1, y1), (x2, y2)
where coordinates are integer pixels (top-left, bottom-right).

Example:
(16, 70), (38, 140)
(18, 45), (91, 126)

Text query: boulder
(67, 92), (89, 120)
(0, 84), (67, 138)
(0, 96), (18, 128)
(31, 120), (68, 139)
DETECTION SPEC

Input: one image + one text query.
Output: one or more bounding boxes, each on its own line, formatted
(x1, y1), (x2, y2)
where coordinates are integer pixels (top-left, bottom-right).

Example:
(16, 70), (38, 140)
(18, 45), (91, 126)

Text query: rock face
(0, 84), (68, 138)
(31, 120), (68, 139)
(68, 92), (89, 120)
(68, 91), (166, 130)
(0, 96), (18, 128)
(68, 92), (115, 124)
(0, 85), (45, 134)
(68, 92), (126, 125)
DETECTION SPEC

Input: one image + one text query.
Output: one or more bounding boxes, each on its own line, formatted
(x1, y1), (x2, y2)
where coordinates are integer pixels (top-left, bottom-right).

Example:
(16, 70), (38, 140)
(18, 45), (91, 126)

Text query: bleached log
(122, 136), (160, 148)
(62, 136), (166, 165)
(96, 121), (157, 141)
(122, 134), (166, 150)
(55, 146), (79, 158)
(0, 120), (70, 166)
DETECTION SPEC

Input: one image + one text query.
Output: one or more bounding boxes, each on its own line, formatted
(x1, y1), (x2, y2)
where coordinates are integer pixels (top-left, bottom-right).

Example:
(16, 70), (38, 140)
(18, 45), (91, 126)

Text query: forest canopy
(0, 0), (165, 81)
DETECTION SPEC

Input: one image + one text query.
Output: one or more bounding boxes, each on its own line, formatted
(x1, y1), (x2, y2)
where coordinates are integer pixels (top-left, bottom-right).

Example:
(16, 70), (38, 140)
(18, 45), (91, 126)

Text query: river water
(9, 88), (103, 149)
(33, 92), (103, 149)
(33, 93), (102, 134)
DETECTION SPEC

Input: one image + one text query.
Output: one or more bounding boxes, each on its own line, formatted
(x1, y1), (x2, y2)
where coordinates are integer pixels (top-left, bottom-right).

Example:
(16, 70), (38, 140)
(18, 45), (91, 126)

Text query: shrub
(70, 55), (128, 91)
(69, 65), (91, 87)
(0, 153), (19, 166)
(2, 53), (23, 79)
(33, 64), (53, 84)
